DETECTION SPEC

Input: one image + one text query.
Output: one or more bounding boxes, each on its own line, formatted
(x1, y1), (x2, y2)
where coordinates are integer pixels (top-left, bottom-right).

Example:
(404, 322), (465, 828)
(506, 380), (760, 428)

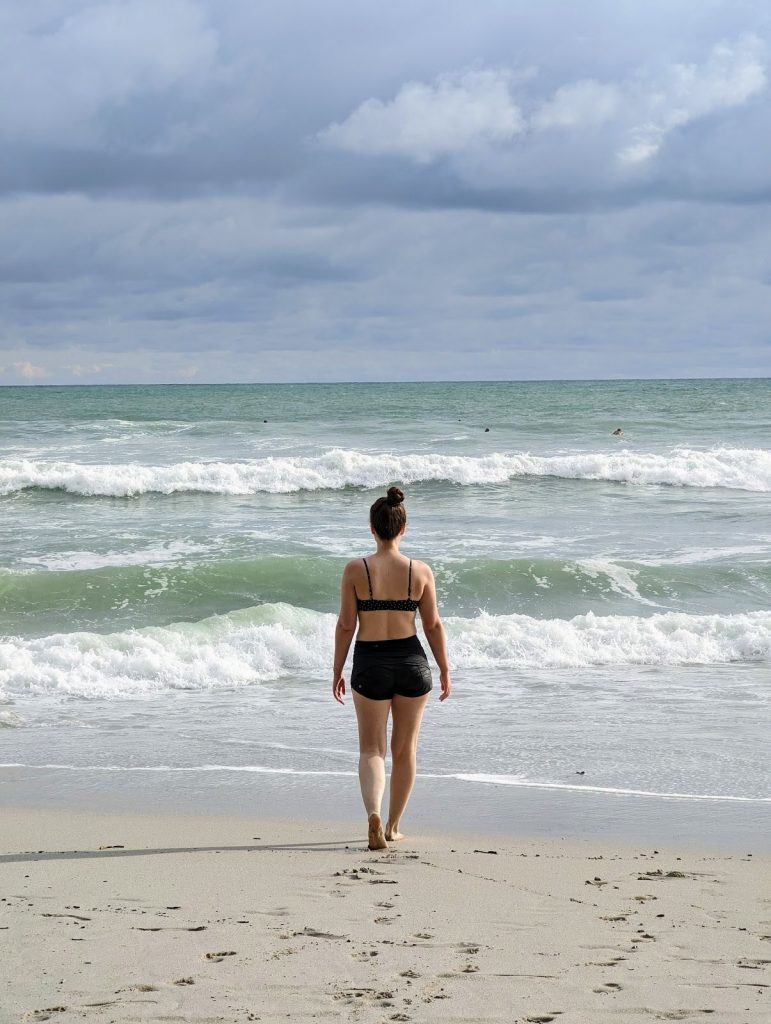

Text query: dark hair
(370, 486), (406, 540)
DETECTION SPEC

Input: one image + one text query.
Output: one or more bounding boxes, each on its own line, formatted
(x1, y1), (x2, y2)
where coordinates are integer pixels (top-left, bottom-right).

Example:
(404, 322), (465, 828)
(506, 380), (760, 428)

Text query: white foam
(0, 762), (766, 803)
(0, 710), (25, 728)
(0, 604), (330, 699)
(450, 608), (771, 668)
(451, 774), (770, 802)
(638, 543), (771, 566)
(0, 604), (768, 701)
(20, 539), (214, 572)
(575, 559), (661, 607)
(1, 445), (770, 496)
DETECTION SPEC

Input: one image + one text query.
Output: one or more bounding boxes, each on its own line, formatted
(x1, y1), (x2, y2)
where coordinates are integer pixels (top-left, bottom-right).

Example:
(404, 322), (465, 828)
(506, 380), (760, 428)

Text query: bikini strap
(362, 557), (373, 599)
(408, 560), (412, 598)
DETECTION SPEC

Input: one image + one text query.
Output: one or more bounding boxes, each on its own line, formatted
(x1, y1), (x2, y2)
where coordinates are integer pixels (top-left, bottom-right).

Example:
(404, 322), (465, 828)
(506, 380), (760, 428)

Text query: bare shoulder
(343, 558), (365, 576)
(409, 559), (434, 582)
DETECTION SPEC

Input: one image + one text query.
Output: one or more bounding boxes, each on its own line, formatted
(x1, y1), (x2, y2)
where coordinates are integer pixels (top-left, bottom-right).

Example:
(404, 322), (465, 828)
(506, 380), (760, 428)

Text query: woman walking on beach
(333, 487), (452, 850)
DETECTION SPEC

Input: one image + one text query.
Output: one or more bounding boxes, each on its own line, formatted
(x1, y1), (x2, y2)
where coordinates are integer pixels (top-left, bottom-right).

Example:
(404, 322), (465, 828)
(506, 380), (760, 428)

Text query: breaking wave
(1, 603), (769, 700)
(1, 445), (770, 497)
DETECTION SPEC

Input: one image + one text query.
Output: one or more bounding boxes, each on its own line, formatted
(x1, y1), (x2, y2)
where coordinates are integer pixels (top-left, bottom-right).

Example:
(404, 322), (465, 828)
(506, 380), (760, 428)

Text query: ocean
(1, 380), (769, 843)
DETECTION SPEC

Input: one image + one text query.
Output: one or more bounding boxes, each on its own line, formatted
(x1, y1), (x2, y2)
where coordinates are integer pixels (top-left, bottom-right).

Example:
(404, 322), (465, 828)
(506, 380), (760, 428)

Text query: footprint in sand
(270, 947), (298, 960)
(204, 950), (237, 962)
(26, 1010), (67, 1022)
(293, 926), (346, 939)
(737, 957), (771, 969)
(399, 969), (420, 978)
(173, 977), (195, 986)
(655, 1013), (715, 1021)
(333, 987), (394, 1007)
(420, 987), (450, 1004)
(412, 932), (433, 939)
(593, 982), (623, 993)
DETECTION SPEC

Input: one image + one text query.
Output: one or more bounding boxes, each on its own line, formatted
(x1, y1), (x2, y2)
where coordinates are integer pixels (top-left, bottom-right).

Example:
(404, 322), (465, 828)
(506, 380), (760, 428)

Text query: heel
(367, 813), (388, 850)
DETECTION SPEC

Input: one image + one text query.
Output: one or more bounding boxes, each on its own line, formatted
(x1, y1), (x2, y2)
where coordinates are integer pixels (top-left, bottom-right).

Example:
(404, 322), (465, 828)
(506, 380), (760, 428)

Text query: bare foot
(385, 823), (405, 842)
(368, 813), (388, 850)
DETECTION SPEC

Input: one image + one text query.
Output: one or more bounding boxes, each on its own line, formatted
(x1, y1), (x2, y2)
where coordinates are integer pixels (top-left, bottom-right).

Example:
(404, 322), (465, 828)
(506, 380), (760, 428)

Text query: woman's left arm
(332, 562), (358, 704)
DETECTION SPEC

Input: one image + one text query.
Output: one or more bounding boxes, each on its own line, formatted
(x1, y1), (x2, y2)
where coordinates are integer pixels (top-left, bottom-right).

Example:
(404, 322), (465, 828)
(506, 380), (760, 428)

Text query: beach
(2, 805), (769, 1023)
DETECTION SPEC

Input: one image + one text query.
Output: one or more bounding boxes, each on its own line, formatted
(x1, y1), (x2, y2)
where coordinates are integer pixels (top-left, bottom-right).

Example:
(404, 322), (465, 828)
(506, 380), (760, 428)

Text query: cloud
(0, 3), (769, 383)
(318, 35), (767, 199)
(2, 192), (770, 383)
(13, 360), (47, 379)
(67, 362), (112, 377)
(0, 0), (218, 147)
(318, 69), (526, 163)
(617, 35), (766, 164)
(532, 80), (622, 130)
(1, 7), (768, 209)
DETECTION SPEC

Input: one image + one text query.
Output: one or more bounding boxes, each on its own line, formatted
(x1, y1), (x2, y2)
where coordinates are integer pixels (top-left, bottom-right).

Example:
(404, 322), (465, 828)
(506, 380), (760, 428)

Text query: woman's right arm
(417, 565), (452, 701)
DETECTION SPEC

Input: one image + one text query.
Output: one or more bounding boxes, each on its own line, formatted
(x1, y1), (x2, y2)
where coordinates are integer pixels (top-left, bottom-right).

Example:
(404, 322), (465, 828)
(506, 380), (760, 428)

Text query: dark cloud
(2, 1), (769, 206)
(0, 1), (769, 382)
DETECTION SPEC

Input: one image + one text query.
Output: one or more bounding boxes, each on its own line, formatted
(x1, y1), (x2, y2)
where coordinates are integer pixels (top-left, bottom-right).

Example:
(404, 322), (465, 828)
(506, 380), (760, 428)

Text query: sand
(0, 805), (768, 1023)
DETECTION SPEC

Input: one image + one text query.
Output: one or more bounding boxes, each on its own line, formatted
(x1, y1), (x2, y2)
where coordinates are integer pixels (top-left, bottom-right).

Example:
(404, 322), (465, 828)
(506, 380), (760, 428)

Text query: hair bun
(386, 486), (405, 506)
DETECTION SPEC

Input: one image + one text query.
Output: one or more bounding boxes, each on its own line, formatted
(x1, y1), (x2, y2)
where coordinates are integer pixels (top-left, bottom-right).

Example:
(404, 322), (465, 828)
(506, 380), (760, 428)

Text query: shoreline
(2, 804), (768, 1022)
(3, 765), (769, 853)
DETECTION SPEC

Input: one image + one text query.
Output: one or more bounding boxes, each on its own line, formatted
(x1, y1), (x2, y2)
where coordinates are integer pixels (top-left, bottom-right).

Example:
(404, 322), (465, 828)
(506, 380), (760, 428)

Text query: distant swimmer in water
(612, 428), (623, 436)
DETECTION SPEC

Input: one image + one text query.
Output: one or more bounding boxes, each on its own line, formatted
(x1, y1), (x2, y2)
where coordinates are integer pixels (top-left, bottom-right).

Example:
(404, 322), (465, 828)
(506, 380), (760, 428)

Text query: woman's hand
(332, 674), (346, 704)
(439, 670), (452, 701)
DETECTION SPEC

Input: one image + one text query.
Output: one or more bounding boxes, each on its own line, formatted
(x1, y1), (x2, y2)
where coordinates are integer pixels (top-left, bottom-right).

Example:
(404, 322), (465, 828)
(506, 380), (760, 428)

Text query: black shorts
(351, 634), (433, 701)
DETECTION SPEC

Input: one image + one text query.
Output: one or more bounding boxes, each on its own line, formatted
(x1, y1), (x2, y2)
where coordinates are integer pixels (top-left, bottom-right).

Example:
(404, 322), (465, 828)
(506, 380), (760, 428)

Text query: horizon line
(1, 374), (770, 389)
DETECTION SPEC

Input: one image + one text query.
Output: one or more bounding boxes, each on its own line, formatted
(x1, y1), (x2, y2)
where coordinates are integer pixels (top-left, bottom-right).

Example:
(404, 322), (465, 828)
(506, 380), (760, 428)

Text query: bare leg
(387, 692), (430, 841)
(352, 690), (391, 849)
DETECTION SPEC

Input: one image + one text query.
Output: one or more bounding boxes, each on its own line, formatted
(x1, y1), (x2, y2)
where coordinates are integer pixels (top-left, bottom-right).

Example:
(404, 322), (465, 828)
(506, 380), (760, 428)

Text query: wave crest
(1, 446), (770, 497)
(1, 604), (768, 700)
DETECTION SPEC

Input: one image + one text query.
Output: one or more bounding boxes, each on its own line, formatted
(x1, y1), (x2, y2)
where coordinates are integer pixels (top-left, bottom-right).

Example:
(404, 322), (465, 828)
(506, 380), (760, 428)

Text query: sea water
(1, 381), (769, 841)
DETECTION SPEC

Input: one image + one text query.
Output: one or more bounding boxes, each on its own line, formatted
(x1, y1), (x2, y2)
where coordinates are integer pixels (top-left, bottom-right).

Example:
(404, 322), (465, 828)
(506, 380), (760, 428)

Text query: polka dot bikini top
(356, 558), (420, 612)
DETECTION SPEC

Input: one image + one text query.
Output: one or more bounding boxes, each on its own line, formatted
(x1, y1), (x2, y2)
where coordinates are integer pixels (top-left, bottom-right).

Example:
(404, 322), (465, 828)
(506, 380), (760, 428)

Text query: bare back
(352, 552), (426, 641)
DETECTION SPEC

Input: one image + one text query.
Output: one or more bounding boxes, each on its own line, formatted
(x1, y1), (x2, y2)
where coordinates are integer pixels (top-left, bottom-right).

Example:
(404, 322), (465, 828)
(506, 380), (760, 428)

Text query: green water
(1, 379), (769, 821)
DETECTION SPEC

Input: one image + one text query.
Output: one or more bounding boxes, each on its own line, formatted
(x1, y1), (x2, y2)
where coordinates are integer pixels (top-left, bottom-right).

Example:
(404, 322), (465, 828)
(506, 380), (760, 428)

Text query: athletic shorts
(351, 634), (433, 701)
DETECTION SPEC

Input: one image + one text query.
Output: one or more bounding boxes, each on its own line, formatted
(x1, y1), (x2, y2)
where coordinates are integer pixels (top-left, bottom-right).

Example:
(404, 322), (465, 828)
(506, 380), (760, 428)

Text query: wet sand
(1, 806), (768, 1022)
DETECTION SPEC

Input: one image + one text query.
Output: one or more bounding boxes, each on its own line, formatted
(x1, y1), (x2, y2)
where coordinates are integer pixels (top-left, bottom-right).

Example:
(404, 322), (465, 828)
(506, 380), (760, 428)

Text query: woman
(332, 486), (452, 850)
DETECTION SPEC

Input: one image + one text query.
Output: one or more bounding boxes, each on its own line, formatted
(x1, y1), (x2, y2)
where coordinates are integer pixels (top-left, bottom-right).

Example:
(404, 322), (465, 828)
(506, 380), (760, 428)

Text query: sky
(0, 0), (769, 384)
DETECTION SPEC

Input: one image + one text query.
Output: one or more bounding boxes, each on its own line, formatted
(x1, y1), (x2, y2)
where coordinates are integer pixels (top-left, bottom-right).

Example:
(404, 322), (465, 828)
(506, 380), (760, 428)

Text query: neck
(375, 537), (401, 553)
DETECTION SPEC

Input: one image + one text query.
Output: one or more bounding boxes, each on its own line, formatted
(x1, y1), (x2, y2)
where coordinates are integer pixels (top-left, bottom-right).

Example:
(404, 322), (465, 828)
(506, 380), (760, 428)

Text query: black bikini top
(357, 558), (420, 612)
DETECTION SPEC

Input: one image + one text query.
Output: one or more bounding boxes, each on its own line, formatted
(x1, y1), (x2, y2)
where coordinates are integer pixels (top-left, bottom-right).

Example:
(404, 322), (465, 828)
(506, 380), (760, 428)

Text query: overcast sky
(1, 1), (769, 384)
